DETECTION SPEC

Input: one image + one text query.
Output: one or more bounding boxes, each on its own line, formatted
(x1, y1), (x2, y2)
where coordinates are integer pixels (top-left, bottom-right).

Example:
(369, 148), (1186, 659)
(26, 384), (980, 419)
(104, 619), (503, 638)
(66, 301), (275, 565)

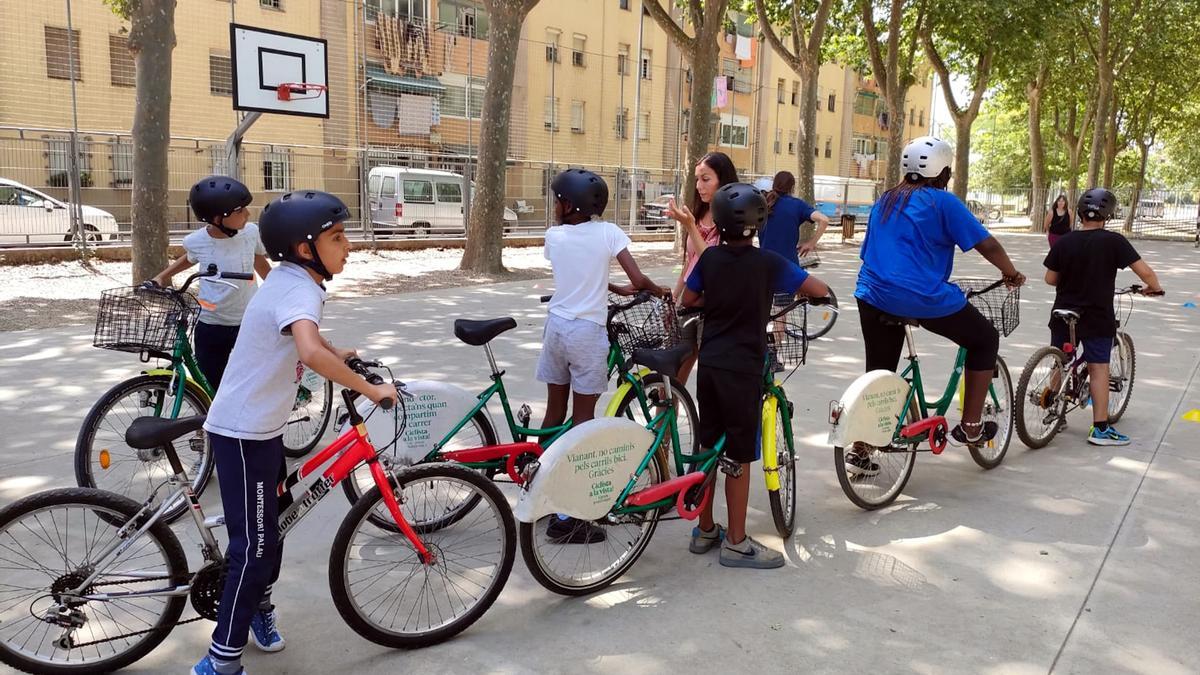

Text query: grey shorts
(679, 306), (704, 347)
(535, 313), (610, 395)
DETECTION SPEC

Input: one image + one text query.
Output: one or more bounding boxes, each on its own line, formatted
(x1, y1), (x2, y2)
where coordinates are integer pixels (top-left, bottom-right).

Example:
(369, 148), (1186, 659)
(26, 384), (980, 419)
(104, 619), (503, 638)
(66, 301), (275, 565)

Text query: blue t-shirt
(854, 188), (990, 319)
(758, 195), (817, 265)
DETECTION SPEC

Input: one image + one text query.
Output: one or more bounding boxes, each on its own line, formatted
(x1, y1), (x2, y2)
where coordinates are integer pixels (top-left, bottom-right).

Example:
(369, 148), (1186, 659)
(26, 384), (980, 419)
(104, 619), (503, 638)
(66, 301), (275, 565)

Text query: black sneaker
(950, 421), (999, 447)
(844, 446), (880, 477)
(546, 517), (607, 544)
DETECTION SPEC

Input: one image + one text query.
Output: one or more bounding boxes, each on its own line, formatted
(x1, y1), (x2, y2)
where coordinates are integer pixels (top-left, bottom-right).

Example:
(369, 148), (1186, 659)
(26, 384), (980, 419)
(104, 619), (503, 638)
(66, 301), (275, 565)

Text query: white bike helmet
(900, 136), (953, 180)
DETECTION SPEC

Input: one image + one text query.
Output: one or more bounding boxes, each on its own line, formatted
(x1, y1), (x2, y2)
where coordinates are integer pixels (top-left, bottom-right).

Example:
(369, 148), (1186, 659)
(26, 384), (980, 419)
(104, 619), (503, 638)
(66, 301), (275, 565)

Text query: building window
(919, 109), (925, 126)
(853, 136), (873, 155)
(109, 34), (135, 88)
(791, 81), (799, 106)
(788, 130), (796, 154)
(814, 142), (820, 158)
(260, 0), (282, 9)
(718, 115), (748, 148)
(721, 59), (751, 94)
(572, 35), (586, 67)
(638, 111), (650, 140)
(262, 149), (292, 192)
(777, 79), (785, 104)
(110, 138), (133, 187)
(824, 137), (832, 159)
(45, 136), (92, 187)
(853, 92), (878, 116)
(615, 107), (628, 139)
(546, 30), (560, 62)
(571, 100), (585, 133)
(544, 96), (559, 131)
(910, 107), (915, 126)
(366, 0), (427, 23)
(617, 43), (629, 76)
(439, 1), (489, 39)
(828, 92), (836, 112)
(877, 139), (889, 158)
(45, 26), (81, 81)
(620, 0), (630, 9)
(440, 76), (484, 119)
(209, 53), (232, 96)
(774, 128), (781, 154)
(640, 49), (652, 80)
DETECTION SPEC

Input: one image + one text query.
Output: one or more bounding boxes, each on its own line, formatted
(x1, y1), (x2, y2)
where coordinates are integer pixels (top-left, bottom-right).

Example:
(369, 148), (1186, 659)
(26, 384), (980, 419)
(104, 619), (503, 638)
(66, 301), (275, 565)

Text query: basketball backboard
(230, 23), (328, 118)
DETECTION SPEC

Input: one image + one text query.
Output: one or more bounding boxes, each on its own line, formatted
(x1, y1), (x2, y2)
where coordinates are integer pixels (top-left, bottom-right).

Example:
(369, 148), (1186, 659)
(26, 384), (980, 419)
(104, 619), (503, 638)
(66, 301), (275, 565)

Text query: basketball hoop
(276, 83), (327, 102)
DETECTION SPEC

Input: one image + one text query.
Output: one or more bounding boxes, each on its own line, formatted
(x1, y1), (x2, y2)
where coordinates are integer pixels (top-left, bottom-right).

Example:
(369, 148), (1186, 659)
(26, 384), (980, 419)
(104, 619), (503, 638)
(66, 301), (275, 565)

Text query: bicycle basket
(94, 285), (201, 354)
(953, 278), (1021, 337)
(607, 294), (682, 354)
(766, 297), (809, 367)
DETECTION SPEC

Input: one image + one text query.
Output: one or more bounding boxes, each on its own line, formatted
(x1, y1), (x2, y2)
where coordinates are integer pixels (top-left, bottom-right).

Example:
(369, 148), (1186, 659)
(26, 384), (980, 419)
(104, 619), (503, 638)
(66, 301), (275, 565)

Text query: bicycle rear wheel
(611, 372), (699, 476)
(763, 395), (796, 538)
(1015, 347), (1070, 449)
(834, 399), (918, 510)
(75, 374), (212, 523)
(519, 450), (666, 596)
(803, 288), (839, 340)
(970, 356), (1014, 469)
(329, 463), (514, 649)
(1107, 332), (1136, 422)
(0, 488), (188, 675)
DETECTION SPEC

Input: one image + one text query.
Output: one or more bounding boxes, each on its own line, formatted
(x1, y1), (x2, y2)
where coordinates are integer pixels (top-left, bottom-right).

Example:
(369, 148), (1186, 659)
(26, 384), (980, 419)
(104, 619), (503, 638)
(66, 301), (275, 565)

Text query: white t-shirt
(203, 262), (326, 440)
(544, 219), (632, 326)
(182, 222), (267, 326)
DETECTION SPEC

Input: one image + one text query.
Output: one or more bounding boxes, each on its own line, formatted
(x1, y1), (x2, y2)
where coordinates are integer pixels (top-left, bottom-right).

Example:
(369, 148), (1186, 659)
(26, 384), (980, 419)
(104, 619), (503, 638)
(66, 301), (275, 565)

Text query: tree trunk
(795, 57), (819, 202)
(883, 92), (907, 187)
(1102, 100), (1119, 187)
(683, 37), (719, 206)
(1123, 139), (1150, 234)
(1027, 69), (1048, 229)
(951, 120), (973, 199)
(1087, 72), (1112, 188)
(128, 0), (176, 284)
(460, 1), (536, 274)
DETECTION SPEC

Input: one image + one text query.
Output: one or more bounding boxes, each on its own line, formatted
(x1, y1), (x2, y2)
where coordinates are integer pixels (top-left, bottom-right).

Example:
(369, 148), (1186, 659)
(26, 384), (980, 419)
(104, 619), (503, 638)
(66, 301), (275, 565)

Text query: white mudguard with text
(828, 370), (911, 448)
(514, 417), (655, 523)
(344, 380), (493, 465)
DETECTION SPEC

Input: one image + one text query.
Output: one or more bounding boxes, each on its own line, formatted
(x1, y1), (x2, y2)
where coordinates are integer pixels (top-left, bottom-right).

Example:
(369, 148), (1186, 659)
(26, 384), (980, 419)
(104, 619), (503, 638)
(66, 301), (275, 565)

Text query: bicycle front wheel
(329, 463), (515, 649)
(611, 372), (699, 476)
(0, 488), (188, 675)
(75, 374), (213, 523)
(283, 375), (334, 458)
(804, 287), (839, 340)
(1107, 332), (1136, 423)
(834, 399), (918, 510)
(1015, 347), (1070, 449)
(970, 356), (1015, 469)
(763, 394), (796, 538)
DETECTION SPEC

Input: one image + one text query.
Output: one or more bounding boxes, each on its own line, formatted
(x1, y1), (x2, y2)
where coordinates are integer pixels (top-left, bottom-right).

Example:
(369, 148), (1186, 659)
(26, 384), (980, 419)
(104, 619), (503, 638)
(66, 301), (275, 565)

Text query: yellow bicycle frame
(761, 387), (781, 492)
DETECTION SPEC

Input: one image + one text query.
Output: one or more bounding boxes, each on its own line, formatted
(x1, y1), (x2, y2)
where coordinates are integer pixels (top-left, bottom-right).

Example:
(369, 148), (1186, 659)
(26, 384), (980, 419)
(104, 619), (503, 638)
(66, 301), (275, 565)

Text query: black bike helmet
(258, 190), (350, 281)
(710, 182), (767, 240)
(1077, 188), (1118, 222)
(189, 175), (252, 236)
(550, 169), (609, 219)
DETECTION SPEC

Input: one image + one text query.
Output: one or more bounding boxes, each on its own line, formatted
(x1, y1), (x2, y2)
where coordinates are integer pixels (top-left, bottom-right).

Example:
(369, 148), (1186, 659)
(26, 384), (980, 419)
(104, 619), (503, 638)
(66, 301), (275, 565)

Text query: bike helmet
(550, 169), (609, 219)
(900, 136), (954, 181)
(189, 175), (252, 237)
(1077, 187), (1118, 221)
(258, 190), (350, 281)
(710, 182), (767, 240)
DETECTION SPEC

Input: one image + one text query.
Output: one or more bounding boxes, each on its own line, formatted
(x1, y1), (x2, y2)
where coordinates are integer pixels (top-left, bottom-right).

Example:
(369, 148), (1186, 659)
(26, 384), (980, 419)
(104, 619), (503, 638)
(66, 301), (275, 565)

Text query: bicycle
(827, 279), (1019, 510)
(76, 264), (334, 523)
(792, 253), (839, 339)
(0, 358), (515, 674)
(513, 296), (834, 595)
(1014, 284), (1156, 448)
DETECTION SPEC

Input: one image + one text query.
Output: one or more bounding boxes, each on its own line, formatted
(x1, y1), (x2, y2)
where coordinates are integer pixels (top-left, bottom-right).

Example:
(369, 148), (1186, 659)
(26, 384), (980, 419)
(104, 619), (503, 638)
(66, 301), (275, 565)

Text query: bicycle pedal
(203, 514), (225, 530)
(718, 457), (743, 478)
(517, 403), (532, 428)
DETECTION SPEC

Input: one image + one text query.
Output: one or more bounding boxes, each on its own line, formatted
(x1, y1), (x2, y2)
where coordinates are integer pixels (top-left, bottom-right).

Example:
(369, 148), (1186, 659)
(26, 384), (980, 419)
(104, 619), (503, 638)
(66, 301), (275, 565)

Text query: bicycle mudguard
(602, 368), (652, 417)
(143, 368), (212, 405)
(344, 380), (495, 465)
(514, 417), (655, 523)
(827, 370), (911, 448)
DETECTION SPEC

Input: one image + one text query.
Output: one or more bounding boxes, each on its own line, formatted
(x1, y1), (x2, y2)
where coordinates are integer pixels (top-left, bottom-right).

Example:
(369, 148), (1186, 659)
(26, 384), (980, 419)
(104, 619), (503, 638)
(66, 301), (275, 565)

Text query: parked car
(967, 200), (1003, 223)
(367, 167), (516, 237)
(0, 178), (119, 244)
(638, 194), (674, 230)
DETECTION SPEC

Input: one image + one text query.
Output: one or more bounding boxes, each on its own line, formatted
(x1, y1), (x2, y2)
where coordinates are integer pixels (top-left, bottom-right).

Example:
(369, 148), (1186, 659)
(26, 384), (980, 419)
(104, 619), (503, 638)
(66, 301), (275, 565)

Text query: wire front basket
(607, 293), (682, 355)
(954, 278), (1021, 337)
(94, 286), (200, 355)
(766, 297), (810, 368)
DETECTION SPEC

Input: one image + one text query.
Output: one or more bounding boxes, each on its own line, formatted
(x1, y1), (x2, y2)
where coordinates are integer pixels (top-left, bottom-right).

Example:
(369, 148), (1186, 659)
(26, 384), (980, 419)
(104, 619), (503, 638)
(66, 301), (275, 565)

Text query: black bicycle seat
(879, 313), (920, 327)
(630, 343), (693, 376)
(453, 317), (518, 346)
(1052, 309), (1081, 322)
(125, 415), (206, 450)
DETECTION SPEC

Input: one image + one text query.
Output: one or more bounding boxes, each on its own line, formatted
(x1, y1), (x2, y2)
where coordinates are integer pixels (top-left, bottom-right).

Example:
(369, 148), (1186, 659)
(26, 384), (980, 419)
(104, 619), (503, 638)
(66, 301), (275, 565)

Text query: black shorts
(696, 365), (762, 464)
(857, 298), (999, 372)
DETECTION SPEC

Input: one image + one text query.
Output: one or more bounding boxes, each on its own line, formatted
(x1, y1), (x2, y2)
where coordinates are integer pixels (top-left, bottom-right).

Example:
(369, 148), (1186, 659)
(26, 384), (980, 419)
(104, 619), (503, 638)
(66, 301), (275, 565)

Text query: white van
(0, 178), (119, 244)
(367, 167), (517, 237)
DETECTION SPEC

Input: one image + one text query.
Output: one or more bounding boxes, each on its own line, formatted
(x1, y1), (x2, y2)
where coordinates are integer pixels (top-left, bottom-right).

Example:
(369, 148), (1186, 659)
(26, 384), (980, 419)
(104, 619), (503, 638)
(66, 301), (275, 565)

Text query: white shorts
(535, 313), (610, 395)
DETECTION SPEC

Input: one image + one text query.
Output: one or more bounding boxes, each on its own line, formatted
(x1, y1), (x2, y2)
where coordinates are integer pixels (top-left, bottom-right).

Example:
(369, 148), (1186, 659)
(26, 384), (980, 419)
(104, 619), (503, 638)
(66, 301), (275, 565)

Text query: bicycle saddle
(125, 415), (206, 450)
(630, 343), (693, 376)
(453, 317), (518, 346)
(878, 313), (920, 327)
(1052, 309), (1081, 322)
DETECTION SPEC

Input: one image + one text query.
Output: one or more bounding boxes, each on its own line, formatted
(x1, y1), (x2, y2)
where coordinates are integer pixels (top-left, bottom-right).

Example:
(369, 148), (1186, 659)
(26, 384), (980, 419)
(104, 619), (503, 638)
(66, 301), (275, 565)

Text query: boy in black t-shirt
(681, 183), (829, 569)
(1044, 188), (1163, 446)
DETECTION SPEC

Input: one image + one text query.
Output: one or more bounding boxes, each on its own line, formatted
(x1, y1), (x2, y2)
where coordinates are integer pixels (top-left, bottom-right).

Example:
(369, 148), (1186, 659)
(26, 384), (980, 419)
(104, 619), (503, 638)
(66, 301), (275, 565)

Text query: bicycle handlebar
(964, 278), (1006, 299)
(1116, 284), (1163, 297)
(345, 357), (394, 410)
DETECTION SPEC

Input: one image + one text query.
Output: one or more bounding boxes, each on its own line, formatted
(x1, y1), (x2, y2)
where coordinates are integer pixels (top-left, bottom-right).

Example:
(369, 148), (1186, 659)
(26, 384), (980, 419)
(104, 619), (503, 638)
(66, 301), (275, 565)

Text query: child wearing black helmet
(1042, 187), (1162, 446)
(538, 168), (665, 544)
(192, 190), (397, 675)
(681, 183), (829, 569)
(151, 176), (272, 389)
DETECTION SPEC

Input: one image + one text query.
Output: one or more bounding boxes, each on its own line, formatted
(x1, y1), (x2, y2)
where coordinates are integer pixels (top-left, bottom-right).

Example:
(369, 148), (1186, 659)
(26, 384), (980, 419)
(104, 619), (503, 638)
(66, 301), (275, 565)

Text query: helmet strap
(213, 222), (239, 238)
(302, 240), (332, 281)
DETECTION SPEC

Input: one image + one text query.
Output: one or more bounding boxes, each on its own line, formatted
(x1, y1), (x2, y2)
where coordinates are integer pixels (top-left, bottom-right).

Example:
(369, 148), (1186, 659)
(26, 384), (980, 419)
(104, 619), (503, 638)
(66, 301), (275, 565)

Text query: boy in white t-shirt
(537, 169), (665, 544)
(192, 191), (396, 675)
(151, 176), (272, 389)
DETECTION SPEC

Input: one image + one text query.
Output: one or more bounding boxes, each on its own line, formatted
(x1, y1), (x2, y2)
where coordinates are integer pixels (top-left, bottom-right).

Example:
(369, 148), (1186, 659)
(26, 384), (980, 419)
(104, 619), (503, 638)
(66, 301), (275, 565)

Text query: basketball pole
(222, 111), (262, 181)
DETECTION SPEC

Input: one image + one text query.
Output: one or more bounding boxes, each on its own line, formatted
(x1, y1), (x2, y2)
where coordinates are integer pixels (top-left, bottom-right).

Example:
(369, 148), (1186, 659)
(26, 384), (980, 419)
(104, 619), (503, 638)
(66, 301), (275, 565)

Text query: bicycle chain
(50, 574), (208, 649)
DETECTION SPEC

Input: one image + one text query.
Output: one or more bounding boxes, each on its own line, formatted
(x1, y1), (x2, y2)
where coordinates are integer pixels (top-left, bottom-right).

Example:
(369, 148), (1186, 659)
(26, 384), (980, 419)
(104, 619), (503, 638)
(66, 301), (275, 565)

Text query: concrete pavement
(0, 233), (1197, 674)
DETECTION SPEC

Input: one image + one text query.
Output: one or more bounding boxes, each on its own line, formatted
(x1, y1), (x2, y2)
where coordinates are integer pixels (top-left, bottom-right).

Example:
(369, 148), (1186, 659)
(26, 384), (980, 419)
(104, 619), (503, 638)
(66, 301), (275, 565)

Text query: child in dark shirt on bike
(681, 183), (829, 569)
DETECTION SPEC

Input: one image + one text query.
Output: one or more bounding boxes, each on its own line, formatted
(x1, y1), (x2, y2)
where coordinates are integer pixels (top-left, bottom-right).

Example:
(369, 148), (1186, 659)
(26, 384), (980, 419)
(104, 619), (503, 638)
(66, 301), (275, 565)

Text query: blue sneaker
(1088, 425), (1130, 446)
(249, 607), (286, 652)
(192, 655), (245, 675)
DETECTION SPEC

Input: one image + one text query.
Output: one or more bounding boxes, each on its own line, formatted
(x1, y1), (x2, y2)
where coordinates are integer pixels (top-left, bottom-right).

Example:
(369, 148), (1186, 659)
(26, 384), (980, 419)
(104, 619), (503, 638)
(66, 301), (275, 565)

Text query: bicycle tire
(611, 372), (699, 476)
(1015, 347), (1070, 449)
(75, 374), (213, 524)
(328, 463), (515, 649)
(0, 488), (188, 675)
(519, 449), (666, 596)
(283, 377), (334, 458)
(969, 356), (1014, 469)
(342, 409), (498, 532)
(804, 287), (839, 340)
(834, 398), (919, 510)
(765, 395), (796, 538)
(1107, 332), (1136, 423)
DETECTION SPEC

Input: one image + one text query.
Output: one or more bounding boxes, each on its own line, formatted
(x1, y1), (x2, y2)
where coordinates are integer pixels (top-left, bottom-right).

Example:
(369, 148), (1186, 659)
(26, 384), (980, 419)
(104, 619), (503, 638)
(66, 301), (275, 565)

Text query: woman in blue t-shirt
(847, 136), (1026, 477)
(758, 171), (831, 265)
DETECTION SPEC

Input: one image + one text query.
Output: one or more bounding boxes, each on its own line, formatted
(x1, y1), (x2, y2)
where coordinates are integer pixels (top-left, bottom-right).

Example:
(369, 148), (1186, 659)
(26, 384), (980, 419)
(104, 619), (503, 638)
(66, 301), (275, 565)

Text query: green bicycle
(75, 265), (333, 523)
